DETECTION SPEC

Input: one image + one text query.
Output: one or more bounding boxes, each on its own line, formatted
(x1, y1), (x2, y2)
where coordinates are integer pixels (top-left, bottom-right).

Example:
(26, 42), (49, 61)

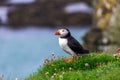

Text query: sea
(0, 26), (89, 79)
(0, 0), (91, 79)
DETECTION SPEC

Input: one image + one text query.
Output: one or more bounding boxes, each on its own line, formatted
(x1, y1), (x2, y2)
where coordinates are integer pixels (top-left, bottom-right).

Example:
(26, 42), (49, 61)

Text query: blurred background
(0, 0), (119, 79)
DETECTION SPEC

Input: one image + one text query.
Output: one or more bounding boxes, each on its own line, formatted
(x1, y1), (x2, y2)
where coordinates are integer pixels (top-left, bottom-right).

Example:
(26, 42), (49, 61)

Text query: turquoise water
(0, 27), (89, 79)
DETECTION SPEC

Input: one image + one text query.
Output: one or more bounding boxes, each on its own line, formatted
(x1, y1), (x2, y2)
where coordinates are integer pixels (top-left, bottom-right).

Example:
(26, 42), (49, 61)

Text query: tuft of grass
(25, 53), (120, 80)
(55, 61), (120, 80)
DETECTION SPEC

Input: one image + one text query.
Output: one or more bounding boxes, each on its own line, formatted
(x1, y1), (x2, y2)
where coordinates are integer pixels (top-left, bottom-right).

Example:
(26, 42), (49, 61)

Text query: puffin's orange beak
(54, 30), (60, 35)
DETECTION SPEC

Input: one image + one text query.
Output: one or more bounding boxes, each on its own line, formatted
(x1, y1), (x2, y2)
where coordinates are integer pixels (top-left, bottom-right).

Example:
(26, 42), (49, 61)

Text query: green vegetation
(25, 53), (120, 80)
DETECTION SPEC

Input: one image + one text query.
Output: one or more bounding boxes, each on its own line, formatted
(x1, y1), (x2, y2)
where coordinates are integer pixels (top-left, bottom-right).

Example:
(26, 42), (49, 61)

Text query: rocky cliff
(83, 0), (119, 53)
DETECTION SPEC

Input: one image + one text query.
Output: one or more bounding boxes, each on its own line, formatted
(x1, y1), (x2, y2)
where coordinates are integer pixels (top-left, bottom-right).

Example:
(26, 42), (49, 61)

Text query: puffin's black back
(67, 36), (89, 54)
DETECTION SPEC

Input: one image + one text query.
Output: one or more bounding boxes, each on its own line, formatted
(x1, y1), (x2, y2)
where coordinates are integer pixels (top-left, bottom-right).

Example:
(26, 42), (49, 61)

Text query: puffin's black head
(54, 28), (71, 38)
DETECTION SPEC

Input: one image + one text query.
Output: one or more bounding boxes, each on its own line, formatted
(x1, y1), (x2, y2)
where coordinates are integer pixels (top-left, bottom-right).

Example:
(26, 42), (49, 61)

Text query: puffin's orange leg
(64, 54), (78, 63)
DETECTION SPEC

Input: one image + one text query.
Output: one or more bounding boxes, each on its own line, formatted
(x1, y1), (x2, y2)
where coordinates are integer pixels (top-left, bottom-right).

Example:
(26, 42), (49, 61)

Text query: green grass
(25, 53), (120, 80)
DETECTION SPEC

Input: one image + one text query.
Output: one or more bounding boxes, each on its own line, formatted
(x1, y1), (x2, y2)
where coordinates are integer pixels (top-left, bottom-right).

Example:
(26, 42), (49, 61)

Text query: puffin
(54, 28), (89, 62)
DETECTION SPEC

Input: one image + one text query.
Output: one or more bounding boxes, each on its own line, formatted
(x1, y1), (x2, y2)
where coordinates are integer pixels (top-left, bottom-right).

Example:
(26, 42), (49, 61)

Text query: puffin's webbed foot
(64, 54), (78, 63)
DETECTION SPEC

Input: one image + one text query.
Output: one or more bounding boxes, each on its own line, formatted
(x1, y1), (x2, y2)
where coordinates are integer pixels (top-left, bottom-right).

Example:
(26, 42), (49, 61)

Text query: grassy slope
(25, 53), (120, 80)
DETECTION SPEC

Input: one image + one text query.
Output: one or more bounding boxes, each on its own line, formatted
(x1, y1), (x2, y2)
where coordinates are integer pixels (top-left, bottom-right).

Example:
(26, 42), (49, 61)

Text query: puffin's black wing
(67, 36), (89, 54)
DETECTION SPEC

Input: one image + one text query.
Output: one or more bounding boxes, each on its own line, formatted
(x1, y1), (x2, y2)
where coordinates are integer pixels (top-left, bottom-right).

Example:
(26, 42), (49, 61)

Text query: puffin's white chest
(59, 38), (75, 55)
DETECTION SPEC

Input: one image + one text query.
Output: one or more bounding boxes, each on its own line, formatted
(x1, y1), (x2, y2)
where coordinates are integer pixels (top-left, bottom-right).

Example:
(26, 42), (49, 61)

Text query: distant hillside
(0, 0), (6, 3)
(7, 0), (93, 28)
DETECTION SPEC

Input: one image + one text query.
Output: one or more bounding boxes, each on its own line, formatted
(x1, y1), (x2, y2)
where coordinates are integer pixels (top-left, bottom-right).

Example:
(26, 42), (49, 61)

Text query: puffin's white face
(54, 29), (69, 37)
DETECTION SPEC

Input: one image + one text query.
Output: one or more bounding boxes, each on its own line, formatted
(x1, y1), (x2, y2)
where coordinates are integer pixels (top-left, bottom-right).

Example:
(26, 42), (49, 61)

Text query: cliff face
(104, 1), (120, 53)
(83, 0), (120, 53)
(7, 0), (93, 27)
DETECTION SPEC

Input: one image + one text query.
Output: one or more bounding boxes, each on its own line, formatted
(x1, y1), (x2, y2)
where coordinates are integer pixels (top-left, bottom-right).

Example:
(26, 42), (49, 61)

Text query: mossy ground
(25, 53), (120, 80)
